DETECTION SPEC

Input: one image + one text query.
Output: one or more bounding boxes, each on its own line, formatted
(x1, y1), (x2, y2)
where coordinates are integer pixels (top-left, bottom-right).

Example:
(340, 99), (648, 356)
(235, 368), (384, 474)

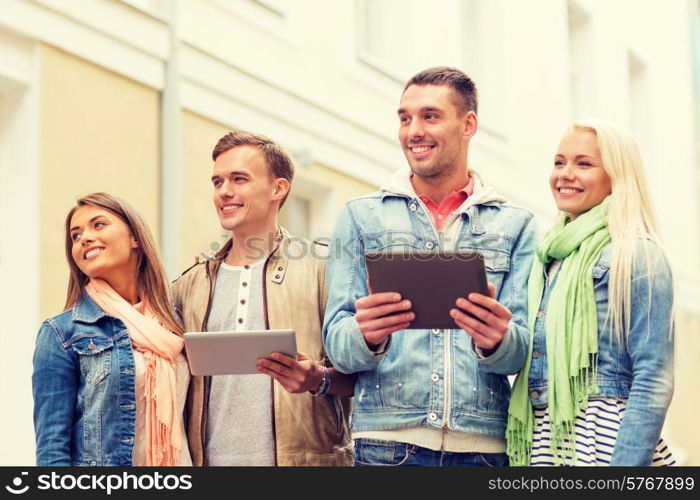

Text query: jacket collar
(71, 288), (109, 324)
(207, 227), (290, 282)
(379, 166), (507, 213)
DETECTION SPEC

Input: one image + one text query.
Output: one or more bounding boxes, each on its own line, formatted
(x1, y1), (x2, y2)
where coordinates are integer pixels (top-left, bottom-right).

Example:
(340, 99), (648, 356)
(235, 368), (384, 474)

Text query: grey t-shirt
(205, 259), (275, 466)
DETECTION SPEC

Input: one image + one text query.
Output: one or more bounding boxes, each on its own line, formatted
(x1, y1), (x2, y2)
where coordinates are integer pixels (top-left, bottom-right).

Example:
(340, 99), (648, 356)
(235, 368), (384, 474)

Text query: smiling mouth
(408, 145), (435, 155)
(84, 247), (105, 260)
(221, 203), (243, 213)
(557, 187), (583, 195)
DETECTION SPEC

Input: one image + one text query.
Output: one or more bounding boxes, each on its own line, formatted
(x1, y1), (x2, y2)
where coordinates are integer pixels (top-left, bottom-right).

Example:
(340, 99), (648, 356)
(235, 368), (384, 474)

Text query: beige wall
(180, 110), (231, 271)
(39, 44), (160, 320)
(667, 311), (700, 465)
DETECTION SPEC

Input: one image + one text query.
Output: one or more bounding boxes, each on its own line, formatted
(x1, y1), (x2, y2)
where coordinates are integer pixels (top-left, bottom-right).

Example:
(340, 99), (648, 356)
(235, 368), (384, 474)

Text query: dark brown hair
(212, 130), (295, 208)
(403, 66), (478, 115)
(64, 192), (183, 335)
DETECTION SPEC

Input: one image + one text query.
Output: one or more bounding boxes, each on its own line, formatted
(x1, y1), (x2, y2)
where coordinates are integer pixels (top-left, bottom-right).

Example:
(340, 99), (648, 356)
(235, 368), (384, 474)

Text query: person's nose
(81, 228), (96, 246)
(219, 179), (235, 198)
(407, 119), (425, 142)
(559, 161), (575, 181)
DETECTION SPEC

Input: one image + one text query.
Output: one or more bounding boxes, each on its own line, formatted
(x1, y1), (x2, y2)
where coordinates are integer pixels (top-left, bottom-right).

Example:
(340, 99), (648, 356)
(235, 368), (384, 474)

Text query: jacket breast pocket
(457, 235), (512, 292)
(483, 250), (511, 292)
(71, 335), (115, 385)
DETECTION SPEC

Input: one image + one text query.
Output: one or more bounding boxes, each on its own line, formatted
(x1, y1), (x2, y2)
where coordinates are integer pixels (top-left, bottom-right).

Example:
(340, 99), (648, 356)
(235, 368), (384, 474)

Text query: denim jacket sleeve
(32, 320), (78, 466)
(322, 203), (386, 374)
(473, 214), (536, 375)
(610, 242), (674, 466)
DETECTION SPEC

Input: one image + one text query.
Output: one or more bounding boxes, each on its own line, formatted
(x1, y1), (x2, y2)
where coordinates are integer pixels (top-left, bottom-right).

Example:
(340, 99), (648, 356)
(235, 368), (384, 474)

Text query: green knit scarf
(507, 200), (610, 466)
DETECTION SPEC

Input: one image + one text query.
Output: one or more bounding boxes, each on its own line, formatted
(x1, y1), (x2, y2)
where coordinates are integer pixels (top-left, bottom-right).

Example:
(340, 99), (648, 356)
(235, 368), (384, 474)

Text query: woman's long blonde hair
(570, 119), (666, 343)
(64, 192), (183, 335)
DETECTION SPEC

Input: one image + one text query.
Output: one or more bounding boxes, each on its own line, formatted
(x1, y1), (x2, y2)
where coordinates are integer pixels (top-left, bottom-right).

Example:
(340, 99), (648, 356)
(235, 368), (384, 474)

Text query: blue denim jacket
(322, 170), (536, 438)
(32, 290), (136, 466)
(527, 240), (674, 465)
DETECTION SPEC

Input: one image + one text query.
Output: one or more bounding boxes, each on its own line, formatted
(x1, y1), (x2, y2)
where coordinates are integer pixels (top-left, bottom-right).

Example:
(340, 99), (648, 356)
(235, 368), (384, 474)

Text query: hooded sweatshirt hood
(380, 166), (507, 211)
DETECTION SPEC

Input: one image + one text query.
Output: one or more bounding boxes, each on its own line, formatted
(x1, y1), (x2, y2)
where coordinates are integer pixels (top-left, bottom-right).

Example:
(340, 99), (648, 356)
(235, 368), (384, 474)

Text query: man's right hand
(355, 292), (414, 348)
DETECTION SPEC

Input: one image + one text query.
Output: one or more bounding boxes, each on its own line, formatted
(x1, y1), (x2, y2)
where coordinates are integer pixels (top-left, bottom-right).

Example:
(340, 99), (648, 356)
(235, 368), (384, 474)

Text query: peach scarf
(85, 279), (184, 466)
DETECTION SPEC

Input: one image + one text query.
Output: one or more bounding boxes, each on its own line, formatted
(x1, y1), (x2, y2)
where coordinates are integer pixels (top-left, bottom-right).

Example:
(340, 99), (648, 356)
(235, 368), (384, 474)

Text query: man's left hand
(256, 351), (323, 394)
(450, 283), (512, 352)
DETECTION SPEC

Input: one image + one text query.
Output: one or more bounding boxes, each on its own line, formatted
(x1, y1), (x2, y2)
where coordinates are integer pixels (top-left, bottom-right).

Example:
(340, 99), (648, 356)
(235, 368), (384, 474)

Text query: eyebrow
(211, 170), (250, 182)
(554, 153), (598, 160)
(70, 215), (105, 232)
(397, 106), (443, 115)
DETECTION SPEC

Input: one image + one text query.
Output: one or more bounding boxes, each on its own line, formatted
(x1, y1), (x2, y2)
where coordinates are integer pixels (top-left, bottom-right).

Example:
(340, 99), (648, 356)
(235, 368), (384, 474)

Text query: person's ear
(463, 110), (478, 139)
(272, 178), (291, 202)
(131, 236), (139, 249)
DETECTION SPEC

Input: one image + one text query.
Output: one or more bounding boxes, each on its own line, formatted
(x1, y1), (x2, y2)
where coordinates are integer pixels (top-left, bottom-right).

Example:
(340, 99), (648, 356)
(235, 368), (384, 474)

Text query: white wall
(0, 28), (40, 466)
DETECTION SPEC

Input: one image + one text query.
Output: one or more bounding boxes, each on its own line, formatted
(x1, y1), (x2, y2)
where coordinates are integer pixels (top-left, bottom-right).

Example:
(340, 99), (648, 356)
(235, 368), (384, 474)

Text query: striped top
(530, 397), (675, 466)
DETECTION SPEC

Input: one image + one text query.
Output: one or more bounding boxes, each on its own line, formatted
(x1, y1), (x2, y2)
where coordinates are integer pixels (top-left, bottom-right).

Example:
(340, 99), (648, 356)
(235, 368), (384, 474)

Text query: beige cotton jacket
(172, 230), (353, 466)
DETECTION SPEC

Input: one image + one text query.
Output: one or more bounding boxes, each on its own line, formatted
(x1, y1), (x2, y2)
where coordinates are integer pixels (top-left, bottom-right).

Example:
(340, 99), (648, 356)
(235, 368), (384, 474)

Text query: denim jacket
(527, 240), (674, 465)
(32, 290), (136, 466)
(322, 169), (536, 438)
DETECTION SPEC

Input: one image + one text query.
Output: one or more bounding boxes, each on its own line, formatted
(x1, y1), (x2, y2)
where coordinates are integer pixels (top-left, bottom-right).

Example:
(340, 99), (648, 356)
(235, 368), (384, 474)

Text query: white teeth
(85, 248), (104, 259)
(559, 188), (580, 194)
(411, 146), (432, 153)
(222, 204), (242, 210)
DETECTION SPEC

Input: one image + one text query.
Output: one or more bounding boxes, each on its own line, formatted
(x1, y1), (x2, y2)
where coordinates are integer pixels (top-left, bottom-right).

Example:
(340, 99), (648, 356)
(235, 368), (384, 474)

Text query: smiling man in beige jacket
(173, 130), (354, 466)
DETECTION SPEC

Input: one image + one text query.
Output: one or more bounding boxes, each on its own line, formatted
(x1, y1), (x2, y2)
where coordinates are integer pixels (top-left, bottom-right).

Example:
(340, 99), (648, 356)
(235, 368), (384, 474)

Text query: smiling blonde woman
(507, 120), (675, 466)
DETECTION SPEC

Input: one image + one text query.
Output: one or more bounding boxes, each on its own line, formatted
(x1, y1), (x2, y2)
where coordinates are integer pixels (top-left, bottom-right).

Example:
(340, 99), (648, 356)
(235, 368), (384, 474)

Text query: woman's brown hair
(64, 192), (183, 335)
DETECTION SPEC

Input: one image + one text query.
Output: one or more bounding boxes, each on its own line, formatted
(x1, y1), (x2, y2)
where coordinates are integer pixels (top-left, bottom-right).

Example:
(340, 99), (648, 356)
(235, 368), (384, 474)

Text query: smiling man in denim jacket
(322, 67), (536, 466)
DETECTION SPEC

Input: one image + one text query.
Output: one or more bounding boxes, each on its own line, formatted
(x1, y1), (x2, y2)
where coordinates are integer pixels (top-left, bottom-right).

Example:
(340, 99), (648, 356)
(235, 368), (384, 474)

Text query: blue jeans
(354, 438), (509, 467)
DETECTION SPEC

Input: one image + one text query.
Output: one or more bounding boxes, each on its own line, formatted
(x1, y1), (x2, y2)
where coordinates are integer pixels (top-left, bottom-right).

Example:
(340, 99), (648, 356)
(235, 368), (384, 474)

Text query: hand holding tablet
(255, 351), (324, 394)
(450, 282), (513, 353)
(365, 250), (489, 329)
(363, 250), (512, 350)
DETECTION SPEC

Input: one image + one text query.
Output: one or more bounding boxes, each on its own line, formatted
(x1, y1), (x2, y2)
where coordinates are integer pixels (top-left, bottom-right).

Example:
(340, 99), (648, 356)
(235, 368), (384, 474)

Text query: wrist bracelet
(310, 365), (331, 397)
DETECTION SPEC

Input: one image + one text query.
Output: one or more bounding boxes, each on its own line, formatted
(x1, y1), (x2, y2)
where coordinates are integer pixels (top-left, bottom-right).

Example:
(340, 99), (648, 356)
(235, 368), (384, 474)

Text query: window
(628, 51), (654, 180)
(462, 0), (509, 139)
(568, 0), (596, 119)
(355, 0), (450, 83)
(213, 0), (289, 40)
(693, 1), (700, 147)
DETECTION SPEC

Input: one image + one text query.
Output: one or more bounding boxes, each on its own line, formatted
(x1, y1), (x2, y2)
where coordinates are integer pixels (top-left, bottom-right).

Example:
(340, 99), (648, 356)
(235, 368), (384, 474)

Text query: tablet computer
(365, 250), (488, 330)
(184, 329), (297, 376)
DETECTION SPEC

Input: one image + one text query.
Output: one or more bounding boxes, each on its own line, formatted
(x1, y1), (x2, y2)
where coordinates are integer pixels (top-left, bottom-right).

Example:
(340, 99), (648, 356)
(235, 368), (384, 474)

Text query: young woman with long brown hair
(32, 192), (191, 466)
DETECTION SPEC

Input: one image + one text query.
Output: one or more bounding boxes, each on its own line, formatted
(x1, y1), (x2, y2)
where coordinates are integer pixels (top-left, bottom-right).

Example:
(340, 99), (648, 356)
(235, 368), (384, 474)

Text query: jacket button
(431, 373), (439, 382)
(536, 311), (545, 318)
(532, 350), (541, 359)
(425, 241), (435, 250)
(88, 341), (96, 350)
(238, 318), (244, 324)
(432, 329), (440, 334)
(277, 266), (283, 271)
(275, 274), (281, 279)
(428, 412), (438, 422)
(242, 282), (248, 287)
(530, 391), (539, 399)
(409, 204), (417, 211)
